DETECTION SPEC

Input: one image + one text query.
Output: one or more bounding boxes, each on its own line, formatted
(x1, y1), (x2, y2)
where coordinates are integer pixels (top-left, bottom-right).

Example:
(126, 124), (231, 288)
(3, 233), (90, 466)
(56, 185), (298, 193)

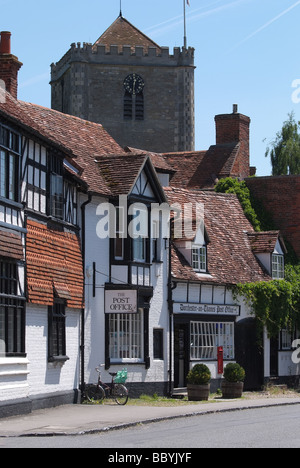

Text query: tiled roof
(0, 229), (24, 260)
(163, 143), (241, 189)
(96, 154), (149, 196)
(26, 220), (84, 309)
(124, 147), (175, 173)
(247, 231), (286, 254)
(165, 187), (270, 285)
(93, 16), (161, 53)
(0, 91), (125, 195)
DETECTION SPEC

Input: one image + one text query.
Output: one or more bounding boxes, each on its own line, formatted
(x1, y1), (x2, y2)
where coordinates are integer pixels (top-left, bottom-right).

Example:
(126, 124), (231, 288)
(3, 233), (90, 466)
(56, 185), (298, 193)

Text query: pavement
(0, 396), (300, 438)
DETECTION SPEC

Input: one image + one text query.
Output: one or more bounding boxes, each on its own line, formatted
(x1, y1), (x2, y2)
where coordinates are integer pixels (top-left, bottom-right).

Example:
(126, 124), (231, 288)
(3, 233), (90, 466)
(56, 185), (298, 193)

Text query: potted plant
(222, 363), (245, 399)
(187, 364), (211, 401)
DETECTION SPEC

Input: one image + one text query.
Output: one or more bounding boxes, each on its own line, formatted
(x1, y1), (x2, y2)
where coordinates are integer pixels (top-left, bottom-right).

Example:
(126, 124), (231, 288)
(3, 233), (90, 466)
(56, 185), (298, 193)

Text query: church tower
(50, 16), (195, 153)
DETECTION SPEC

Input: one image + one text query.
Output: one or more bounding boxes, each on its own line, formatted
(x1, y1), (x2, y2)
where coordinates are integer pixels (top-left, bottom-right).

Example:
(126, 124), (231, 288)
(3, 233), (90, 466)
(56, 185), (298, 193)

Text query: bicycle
(85, 365), (129, 406)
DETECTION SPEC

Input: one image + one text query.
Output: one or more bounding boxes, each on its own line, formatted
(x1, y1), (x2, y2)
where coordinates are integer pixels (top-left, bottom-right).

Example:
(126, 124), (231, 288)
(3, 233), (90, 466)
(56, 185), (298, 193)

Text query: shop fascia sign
(173, 303), (240, 316)
(105, 290), (138, 314)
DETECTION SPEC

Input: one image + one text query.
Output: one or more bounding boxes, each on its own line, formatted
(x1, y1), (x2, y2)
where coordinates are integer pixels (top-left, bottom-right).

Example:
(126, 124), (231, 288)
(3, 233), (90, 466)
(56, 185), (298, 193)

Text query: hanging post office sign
(105, 290), (138, 314)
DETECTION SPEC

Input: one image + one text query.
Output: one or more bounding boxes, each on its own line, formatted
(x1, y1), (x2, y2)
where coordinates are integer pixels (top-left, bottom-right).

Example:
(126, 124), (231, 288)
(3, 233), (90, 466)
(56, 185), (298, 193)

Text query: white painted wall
(26, 304), (80, 398)
(82, 193), (170, 387)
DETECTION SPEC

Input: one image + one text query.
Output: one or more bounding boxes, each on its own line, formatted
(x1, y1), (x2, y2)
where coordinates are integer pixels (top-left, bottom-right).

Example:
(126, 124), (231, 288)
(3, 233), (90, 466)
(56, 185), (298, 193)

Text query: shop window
(0, 259), (25, 357)
(272, 254), (284, 279)
(190, 321), (234, 360)
(109, 310), (144, 362)
(192, 246), (207, 272)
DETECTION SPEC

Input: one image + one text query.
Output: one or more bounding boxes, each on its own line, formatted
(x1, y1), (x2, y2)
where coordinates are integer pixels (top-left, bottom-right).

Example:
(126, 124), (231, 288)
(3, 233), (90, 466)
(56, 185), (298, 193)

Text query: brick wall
(0, 56), (22, 99)
(215, 111), (251, 179)
(0, 32), (22, 100)
(246, 175), (300, 259)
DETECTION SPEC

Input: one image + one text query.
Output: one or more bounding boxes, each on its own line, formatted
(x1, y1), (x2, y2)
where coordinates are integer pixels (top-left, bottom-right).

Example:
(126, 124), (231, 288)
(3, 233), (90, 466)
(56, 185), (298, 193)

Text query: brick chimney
(215, 105), (251, 179)
(0, 32), (22, 100)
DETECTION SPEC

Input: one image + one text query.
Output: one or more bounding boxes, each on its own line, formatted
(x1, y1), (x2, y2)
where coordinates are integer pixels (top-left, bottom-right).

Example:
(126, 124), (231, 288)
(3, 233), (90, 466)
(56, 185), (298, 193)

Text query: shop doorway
(174, 323), (189, 388)
(235, 318), (264, 390)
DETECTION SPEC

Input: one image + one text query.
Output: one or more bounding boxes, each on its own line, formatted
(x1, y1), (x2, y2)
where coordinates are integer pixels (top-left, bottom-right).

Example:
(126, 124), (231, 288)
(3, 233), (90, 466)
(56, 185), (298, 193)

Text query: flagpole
(183, 0), (187, 48)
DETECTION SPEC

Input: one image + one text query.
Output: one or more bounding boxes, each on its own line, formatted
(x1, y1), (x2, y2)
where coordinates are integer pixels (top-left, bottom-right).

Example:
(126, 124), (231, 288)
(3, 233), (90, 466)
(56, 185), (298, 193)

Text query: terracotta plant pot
(187, 384), (210, 401)
(222, 381), (244, 399)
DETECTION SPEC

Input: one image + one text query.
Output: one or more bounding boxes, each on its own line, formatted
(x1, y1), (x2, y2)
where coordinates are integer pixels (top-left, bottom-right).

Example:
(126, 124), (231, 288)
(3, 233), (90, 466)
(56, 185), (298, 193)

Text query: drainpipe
(80, 192), (92, 398)
(167, 238), (177, 397)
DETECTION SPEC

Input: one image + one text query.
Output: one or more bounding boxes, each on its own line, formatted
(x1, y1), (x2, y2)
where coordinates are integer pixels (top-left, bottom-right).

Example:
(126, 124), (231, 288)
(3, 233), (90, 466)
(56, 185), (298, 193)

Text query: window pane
(51, 174), (64, 219)
(0, 150), (6, 197)
(50, 302), (66, 357)
(190, 321), (234, 361)
(0, 306), (5, 355)
(109, 311), (143, 361)
(154, 329), (164, 360)
(133, 237), (146, 262)
(272, 254), (284, 279)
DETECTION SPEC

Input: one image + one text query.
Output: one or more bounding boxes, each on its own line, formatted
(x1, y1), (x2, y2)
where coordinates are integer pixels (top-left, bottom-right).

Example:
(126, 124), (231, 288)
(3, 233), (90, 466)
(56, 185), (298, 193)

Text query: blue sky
(2, 0), (300, 176)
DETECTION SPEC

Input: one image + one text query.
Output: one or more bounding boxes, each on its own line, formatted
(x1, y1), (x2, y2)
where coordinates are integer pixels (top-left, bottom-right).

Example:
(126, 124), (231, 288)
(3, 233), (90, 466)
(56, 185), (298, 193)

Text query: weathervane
(119, 0), (122, 17)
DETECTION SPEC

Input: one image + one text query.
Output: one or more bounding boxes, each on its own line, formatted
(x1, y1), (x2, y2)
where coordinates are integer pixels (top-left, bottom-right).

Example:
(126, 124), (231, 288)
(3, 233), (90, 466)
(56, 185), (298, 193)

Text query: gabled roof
(163, 143), (241, 189)
(93, 16), (161, 53)
(96, 154), (167, 202)
(247, 231), (287, 254)
(165, 187), (270, 285)
(0, 91), (126, 196)
(124, 146), (175, 174)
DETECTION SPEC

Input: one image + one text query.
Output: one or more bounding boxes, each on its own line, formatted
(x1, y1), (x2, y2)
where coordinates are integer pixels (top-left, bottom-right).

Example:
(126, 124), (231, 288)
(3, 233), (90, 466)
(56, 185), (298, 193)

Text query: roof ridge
(93, 16), (161, 52)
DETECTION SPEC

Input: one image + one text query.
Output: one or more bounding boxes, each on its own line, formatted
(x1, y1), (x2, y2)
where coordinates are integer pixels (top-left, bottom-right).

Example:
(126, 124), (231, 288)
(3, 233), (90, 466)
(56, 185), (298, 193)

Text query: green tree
(266, 112), (300, 175)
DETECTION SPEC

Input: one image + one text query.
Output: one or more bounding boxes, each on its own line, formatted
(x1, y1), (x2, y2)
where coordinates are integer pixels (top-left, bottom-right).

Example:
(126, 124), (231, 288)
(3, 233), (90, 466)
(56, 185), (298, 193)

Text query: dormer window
(272, 254), (284, 280)
(192, 245), (207, 272)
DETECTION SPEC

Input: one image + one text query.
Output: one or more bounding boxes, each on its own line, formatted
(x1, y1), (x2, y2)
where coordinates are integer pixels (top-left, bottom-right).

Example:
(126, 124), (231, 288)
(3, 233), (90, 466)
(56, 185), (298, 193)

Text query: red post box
(217, 346), (224, 375)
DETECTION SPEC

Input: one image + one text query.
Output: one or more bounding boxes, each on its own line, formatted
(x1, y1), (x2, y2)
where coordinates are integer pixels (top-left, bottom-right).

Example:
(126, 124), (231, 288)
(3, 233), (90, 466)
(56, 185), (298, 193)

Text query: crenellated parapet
(51, 43), (195, 81)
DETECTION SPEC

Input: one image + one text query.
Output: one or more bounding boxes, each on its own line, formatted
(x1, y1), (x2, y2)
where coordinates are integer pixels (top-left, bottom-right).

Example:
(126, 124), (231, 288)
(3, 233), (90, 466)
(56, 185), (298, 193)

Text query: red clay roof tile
(26, 220), (84, 309)
(93, 16), (161, 53)
(0, 229), (24, 260)
(165, 187), (270, 285)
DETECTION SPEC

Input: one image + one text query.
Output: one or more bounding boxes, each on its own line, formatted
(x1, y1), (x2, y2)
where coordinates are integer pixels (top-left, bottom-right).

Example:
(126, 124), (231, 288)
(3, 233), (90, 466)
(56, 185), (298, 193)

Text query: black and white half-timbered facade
(0, 88), (86, 416)
(83, 155), (171, 396)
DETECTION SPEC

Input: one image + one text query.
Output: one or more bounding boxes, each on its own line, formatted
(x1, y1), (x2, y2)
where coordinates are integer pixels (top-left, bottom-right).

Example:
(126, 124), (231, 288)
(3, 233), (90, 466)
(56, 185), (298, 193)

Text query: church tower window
(123, 74), (145, 121)
(124, 92), (133, 120)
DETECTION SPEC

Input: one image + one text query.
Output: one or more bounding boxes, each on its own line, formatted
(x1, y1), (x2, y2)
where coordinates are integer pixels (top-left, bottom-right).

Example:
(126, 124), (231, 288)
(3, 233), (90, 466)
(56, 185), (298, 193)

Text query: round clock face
(124, 74), (145, 95)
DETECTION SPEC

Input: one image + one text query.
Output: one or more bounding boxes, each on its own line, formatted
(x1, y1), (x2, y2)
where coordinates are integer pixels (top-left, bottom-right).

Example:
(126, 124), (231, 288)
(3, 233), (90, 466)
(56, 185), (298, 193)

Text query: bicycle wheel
(85, 384), (105, 404)
(113, 384), (129, 405)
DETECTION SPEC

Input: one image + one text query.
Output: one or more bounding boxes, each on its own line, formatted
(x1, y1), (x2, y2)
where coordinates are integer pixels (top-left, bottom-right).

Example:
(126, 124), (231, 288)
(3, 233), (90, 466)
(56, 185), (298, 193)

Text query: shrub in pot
(187, 364), (211, 401)
(222, 363), (245, 399)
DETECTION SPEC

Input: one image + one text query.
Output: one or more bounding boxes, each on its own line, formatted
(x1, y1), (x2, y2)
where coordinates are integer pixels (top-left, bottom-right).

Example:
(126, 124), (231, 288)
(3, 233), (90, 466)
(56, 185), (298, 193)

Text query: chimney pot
(0, 31), (11, 54)
(233, 104), (238, 114)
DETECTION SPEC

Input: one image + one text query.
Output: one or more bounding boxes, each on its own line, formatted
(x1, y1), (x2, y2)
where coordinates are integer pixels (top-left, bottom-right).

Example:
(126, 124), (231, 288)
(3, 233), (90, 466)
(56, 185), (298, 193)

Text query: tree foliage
(215, 178), (261, 231)
(266, 112), (300, 176)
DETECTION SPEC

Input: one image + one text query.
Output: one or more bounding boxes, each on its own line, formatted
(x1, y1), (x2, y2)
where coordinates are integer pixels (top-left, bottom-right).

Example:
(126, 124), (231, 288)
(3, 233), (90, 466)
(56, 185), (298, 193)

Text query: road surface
(1, 405), (300, 449)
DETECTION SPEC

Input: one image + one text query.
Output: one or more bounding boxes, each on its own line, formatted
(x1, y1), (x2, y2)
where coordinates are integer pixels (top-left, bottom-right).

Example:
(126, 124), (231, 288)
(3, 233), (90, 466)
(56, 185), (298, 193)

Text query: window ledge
(48, 356), (70, 363)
